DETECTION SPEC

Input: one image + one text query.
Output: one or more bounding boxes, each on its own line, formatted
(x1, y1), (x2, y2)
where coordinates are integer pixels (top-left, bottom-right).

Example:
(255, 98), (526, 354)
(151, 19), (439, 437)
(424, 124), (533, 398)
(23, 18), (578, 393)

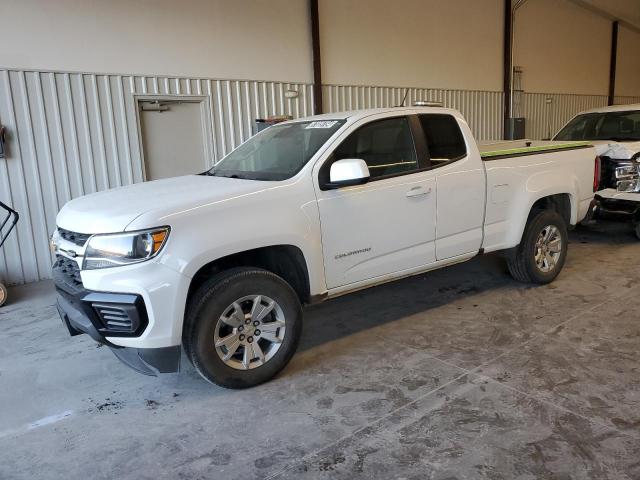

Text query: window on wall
(419, 114), (467, 164)
(332, 117), (418, 179)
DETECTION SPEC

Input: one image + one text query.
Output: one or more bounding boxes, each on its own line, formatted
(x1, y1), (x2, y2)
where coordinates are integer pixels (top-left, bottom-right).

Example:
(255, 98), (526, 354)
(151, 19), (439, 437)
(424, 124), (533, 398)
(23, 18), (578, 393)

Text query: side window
(419, 114), (467, 164)
(564, 117), (589, 140)
(332, 117), (418, 179)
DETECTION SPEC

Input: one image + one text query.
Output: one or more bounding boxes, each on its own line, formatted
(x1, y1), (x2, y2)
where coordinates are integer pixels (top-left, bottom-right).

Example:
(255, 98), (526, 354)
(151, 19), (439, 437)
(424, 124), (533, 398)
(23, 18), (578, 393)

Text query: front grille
(57, 227), (91, 247)
(53, 255), (84, 294)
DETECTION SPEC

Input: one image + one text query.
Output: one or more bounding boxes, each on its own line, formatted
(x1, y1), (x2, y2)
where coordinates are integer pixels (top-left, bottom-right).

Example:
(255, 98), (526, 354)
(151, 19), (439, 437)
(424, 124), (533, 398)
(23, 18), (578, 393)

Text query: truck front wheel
(184, 267), (302, 388)
(507, 210), (568, 284)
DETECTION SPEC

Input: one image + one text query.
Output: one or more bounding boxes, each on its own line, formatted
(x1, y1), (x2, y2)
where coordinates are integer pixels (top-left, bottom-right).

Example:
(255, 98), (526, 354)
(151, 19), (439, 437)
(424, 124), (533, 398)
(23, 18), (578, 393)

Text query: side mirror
(324, 159), (370, 190)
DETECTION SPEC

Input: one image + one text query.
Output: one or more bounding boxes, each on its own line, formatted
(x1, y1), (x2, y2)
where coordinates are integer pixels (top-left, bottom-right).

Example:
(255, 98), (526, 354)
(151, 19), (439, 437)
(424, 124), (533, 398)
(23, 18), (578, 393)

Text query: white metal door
(434, 157), (485, 259)
(139, 100), (208, 180)
(317, 173), (437, 289)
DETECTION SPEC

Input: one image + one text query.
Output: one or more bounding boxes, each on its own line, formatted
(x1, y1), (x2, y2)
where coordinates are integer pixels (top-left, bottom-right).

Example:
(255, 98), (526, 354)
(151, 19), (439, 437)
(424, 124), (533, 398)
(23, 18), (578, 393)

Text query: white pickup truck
(554, 103), (640, 237)
(52, 106), (598, 388)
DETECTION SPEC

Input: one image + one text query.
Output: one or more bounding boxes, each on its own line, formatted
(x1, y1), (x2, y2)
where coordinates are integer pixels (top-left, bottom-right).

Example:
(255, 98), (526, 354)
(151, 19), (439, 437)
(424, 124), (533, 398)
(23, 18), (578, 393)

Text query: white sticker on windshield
(306, 121), (338, 129)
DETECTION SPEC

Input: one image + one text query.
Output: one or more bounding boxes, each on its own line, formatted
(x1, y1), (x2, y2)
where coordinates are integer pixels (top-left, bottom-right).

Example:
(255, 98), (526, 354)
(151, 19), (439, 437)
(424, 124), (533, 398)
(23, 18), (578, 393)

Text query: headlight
(82, 227), (169, 270)
(615, 162), (640, 192)
(614, 153), (640, 192)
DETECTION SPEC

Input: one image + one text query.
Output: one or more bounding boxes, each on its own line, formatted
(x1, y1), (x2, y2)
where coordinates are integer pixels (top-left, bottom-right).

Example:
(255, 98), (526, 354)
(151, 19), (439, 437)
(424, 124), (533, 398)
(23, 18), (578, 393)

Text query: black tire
(183, 267), (302, 389)
(634, 223), (640, 241)
(507, 209), (568, 284)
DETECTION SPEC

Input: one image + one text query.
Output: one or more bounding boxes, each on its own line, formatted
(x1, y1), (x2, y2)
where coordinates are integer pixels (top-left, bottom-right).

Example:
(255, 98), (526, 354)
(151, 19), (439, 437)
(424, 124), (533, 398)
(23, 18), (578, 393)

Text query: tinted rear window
(419, 114), (467, 161)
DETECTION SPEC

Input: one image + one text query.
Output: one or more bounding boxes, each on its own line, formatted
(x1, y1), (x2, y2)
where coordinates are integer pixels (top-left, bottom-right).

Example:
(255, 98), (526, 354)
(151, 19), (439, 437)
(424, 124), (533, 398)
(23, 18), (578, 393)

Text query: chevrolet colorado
(53, 106), (598, 388)
(554, 104), (640, 236)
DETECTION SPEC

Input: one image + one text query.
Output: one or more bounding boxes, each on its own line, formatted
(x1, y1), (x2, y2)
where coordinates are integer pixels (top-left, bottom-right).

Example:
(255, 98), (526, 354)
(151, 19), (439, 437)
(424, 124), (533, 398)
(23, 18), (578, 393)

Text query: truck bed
(478, 140), (591, 160)
(480, 140), (596, 253)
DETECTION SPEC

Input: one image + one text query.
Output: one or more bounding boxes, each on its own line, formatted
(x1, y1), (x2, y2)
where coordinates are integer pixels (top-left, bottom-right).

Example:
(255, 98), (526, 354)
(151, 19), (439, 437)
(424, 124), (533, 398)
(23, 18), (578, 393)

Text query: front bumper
(593, 189), (640, 222)
(56, 287), (181, 375)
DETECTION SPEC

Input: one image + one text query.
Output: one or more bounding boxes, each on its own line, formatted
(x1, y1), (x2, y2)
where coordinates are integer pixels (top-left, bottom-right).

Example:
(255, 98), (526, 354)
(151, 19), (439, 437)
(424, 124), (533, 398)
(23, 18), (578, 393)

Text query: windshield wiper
(204, 170), (246, 179)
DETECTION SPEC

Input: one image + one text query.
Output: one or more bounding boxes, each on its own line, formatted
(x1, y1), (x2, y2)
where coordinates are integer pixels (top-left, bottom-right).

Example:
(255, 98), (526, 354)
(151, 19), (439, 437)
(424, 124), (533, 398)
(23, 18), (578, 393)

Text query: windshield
(554, 110), (640, 142)
(205, 120), (345, 181)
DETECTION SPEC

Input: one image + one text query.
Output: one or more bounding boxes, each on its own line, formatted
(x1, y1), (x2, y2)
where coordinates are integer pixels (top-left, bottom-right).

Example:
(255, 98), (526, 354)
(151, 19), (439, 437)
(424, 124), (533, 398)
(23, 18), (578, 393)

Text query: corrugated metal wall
(614, 96), (640, 105)
(522, 93), (609, 140)
(1, 68), (636, 286)
(0, 69), (313, 285)
(322, 84), (504, 141)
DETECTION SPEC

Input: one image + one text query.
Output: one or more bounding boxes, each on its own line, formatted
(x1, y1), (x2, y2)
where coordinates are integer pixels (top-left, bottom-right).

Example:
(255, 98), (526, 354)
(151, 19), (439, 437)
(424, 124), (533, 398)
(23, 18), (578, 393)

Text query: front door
(315, 116), (437, 289)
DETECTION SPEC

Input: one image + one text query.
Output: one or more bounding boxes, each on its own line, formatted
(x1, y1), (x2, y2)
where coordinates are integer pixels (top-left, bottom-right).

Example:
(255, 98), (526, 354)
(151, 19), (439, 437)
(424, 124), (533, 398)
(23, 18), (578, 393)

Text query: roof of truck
(292, 106), (460, 122)
(579, 103), (640, 114)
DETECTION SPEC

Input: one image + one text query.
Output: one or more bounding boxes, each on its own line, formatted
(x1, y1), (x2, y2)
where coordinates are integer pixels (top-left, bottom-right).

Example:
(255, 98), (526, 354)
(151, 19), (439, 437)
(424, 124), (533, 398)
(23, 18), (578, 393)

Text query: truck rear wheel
(184, 267), (302, 389)
(507, 210), (568, 284)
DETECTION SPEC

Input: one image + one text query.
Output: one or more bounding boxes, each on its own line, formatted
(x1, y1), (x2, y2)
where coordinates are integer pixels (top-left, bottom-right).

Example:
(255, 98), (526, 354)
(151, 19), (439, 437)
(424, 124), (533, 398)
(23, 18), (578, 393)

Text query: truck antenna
(396, 88), (409, 107)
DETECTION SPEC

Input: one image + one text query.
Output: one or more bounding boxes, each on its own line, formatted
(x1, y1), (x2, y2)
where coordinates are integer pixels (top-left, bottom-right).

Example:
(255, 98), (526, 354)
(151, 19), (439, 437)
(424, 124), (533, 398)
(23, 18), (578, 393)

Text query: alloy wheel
(213, 295), (286, 370)
(534, 224), (562, 273)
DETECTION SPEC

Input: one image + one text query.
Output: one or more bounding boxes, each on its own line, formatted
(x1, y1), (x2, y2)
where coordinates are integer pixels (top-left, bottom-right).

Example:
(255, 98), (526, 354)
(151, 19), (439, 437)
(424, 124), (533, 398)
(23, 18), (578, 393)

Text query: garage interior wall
(318, 0), (504, 92)
(0, 0), (313, 83)
(0, 0), (638, 285)
(514, 0), (611, 95)
(615, 25), (640, 98)
(512, 0), (638, 139)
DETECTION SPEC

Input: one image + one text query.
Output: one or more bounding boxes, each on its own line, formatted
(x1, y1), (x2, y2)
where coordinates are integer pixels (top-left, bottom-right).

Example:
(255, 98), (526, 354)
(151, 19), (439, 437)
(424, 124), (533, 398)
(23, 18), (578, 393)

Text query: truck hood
(56, 175), (272, 233)
(591, 140), (640, 160)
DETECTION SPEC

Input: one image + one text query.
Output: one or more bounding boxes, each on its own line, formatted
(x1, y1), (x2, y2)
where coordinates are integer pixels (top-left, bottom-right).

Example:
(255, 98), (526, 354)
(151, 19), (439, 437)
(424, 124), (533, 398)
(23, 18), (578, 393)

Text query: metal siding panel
(206, 80), (218, 164)
(48, 73), (73, 205)
(321, 84), (504, 141)
(74, 74), (99, 193)
(67, 75), (86, 196)
(614, 96), (640, 105)
(0, 70), (29, 283)
(16, 71), (52, 280)
(113, 75), (134, 185)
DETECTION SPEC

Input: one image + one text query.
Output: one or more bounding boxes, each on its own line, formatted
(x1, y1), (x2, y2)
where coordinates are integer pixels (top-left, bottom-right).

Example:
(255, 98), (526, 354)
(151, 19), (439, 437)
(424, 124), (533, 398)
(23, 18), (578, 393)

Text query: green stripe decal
(480, 141), (592, 158)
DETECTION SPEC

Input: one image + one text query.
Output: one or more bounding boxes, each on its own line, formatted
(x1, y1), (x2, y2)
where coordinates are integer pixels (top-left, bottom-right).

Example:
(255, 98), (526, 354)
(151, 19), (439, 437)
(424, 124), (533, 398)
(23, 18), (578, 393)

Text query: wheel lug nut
(238, 326), (244, 332)
(239, 334), (245, 341)
(255, 329), (261, 336)
(245, 319), (251, 325)
(247, 336), (253, 343)
(253, 320), (260, 327)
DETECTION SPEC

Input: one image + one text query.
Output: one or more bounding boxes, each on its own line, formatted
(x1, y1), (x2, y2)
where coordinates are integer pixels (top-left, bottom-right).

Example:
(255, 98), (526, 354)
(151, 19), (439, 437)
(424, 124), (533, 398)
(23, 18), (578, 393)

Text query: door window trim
(319, 115), (431, 189)
(415, 113), (468, 171)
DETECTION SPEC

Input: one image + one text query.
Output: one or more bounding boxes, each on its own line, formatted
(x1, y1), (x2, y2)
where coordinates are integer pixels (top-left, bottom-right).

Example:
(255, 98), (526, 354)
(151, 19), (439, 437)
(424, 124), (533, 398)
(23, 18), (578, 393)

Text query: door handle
(406, 186), (431, 198)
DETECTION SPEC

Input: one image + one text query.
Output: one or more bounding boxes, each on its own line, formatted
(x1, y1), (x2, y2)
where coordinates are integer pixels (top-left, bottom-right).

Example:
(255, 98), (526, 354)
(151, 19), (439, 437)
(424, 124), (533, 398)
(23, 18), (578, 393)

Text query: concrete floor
(1, 222), (639, 479)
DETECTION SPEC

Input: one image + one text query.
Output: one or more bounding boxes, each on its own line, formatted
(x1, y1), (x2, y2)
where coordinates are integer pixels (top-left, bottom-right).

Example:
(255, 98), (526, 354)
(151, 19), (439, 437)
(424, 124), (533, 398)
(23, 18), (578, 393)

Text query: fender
(159, 203), (327, 297)
(507, 167), (579, 248)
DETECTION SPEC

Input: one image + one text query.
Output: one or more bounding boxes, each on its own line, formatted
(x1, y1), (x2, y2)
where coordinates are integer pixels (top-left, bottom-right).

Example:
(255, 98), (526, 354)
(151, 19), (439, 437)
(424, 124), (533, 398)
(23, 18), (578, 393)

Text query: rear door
(314, 115), (438, 289)
(417, 114), (485, 260)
